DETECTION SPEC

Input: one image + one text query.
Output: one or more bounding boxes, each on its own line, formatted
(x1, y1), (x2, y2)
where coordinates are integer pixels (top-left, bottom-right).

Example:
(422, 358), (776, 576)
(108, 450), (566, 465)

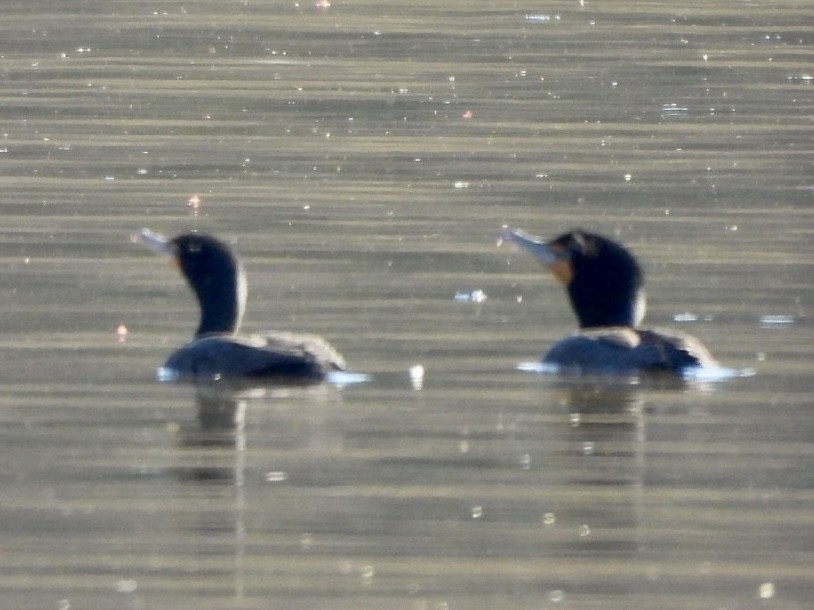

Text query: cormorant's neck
(190, 266), (246, 337)
(569, 285), (645, 330)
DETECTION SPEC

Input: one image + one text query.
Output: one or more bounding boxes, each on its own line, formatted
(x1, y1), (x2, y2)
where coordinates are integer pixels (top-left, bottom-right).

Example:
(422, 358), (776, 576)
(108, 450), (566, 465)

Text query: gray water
(1, 1), (813, 608)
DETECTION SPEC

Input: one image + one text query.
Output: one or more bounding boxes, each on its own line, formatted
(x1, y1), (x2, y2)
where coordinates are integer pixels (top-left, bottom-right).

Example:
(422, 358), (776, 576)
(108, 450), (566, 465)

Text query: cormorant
(135, 229), (345, 384)
(501, 228), (717, 375)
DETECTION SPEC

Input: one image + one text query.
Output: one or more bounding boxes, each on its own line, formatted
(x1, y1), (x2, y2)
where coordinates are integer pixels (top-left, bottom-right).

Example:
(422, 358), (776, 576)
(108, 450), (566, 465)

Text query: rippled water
(1, 1), (813, 608)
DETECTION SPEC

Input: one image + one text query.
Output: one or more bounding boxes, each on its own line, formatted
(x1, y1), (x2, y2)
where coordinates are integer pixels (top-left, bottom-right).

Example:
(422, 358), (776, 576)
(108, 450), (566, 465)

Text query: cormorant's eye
(188, 242), (202, 254)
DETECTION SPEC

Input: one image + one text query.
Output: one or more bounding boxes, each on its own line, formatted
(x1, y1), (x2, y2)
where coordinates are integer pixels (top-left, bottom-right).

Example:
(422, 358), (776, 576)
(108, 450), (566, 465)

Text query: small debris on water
(758, 582), (775, 599)
(454, 289), (487, 303)
(409, 364), (425, 390)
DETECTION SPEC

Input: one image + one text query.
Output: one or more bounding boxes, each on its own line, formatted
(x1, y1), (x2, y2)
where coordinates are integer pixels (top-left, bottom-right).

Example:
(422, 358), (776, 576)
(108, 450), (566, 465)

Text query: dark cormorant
(135, 229), (345, 383)
(501, 228), (717, 375)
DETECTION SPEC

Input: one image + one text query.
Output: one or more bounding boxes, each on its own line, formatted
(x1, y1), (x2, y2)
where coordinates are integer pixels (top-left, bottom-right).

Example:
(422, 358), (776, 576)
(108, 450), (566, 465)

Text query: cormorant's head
(500, 228), (645, 329)
(135, 229), (246, 337)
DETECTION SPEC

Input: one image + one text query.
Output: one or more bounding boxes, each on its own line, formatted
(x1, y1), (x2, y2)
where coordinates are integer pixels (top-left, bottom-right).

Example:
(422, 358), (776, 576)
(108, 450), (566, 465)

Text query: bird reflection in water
(177, 385), (248, 453)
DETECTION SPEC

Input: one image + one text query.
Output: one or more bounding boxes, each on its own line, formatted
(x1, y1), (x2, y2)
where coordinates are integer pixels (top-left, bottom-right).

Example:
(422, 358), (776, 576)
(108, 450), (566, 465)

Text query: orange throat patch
(548, 258), (573, 285)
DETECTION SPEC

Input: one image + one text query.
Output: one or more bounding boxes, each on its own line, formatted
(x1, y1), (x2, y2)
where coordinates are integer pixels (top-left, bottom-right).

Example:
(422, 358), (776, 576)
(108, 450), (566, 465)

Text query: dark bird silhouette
(501, 228), (717, 375)
(135, 229), (345, 384)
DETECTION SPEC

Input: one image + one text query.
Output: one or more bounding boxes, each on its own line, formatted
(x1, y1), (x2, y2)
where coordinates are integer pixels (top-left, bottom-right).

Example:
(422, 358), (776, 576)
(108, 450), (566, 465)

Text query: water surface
(1, 1), (813, 608)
